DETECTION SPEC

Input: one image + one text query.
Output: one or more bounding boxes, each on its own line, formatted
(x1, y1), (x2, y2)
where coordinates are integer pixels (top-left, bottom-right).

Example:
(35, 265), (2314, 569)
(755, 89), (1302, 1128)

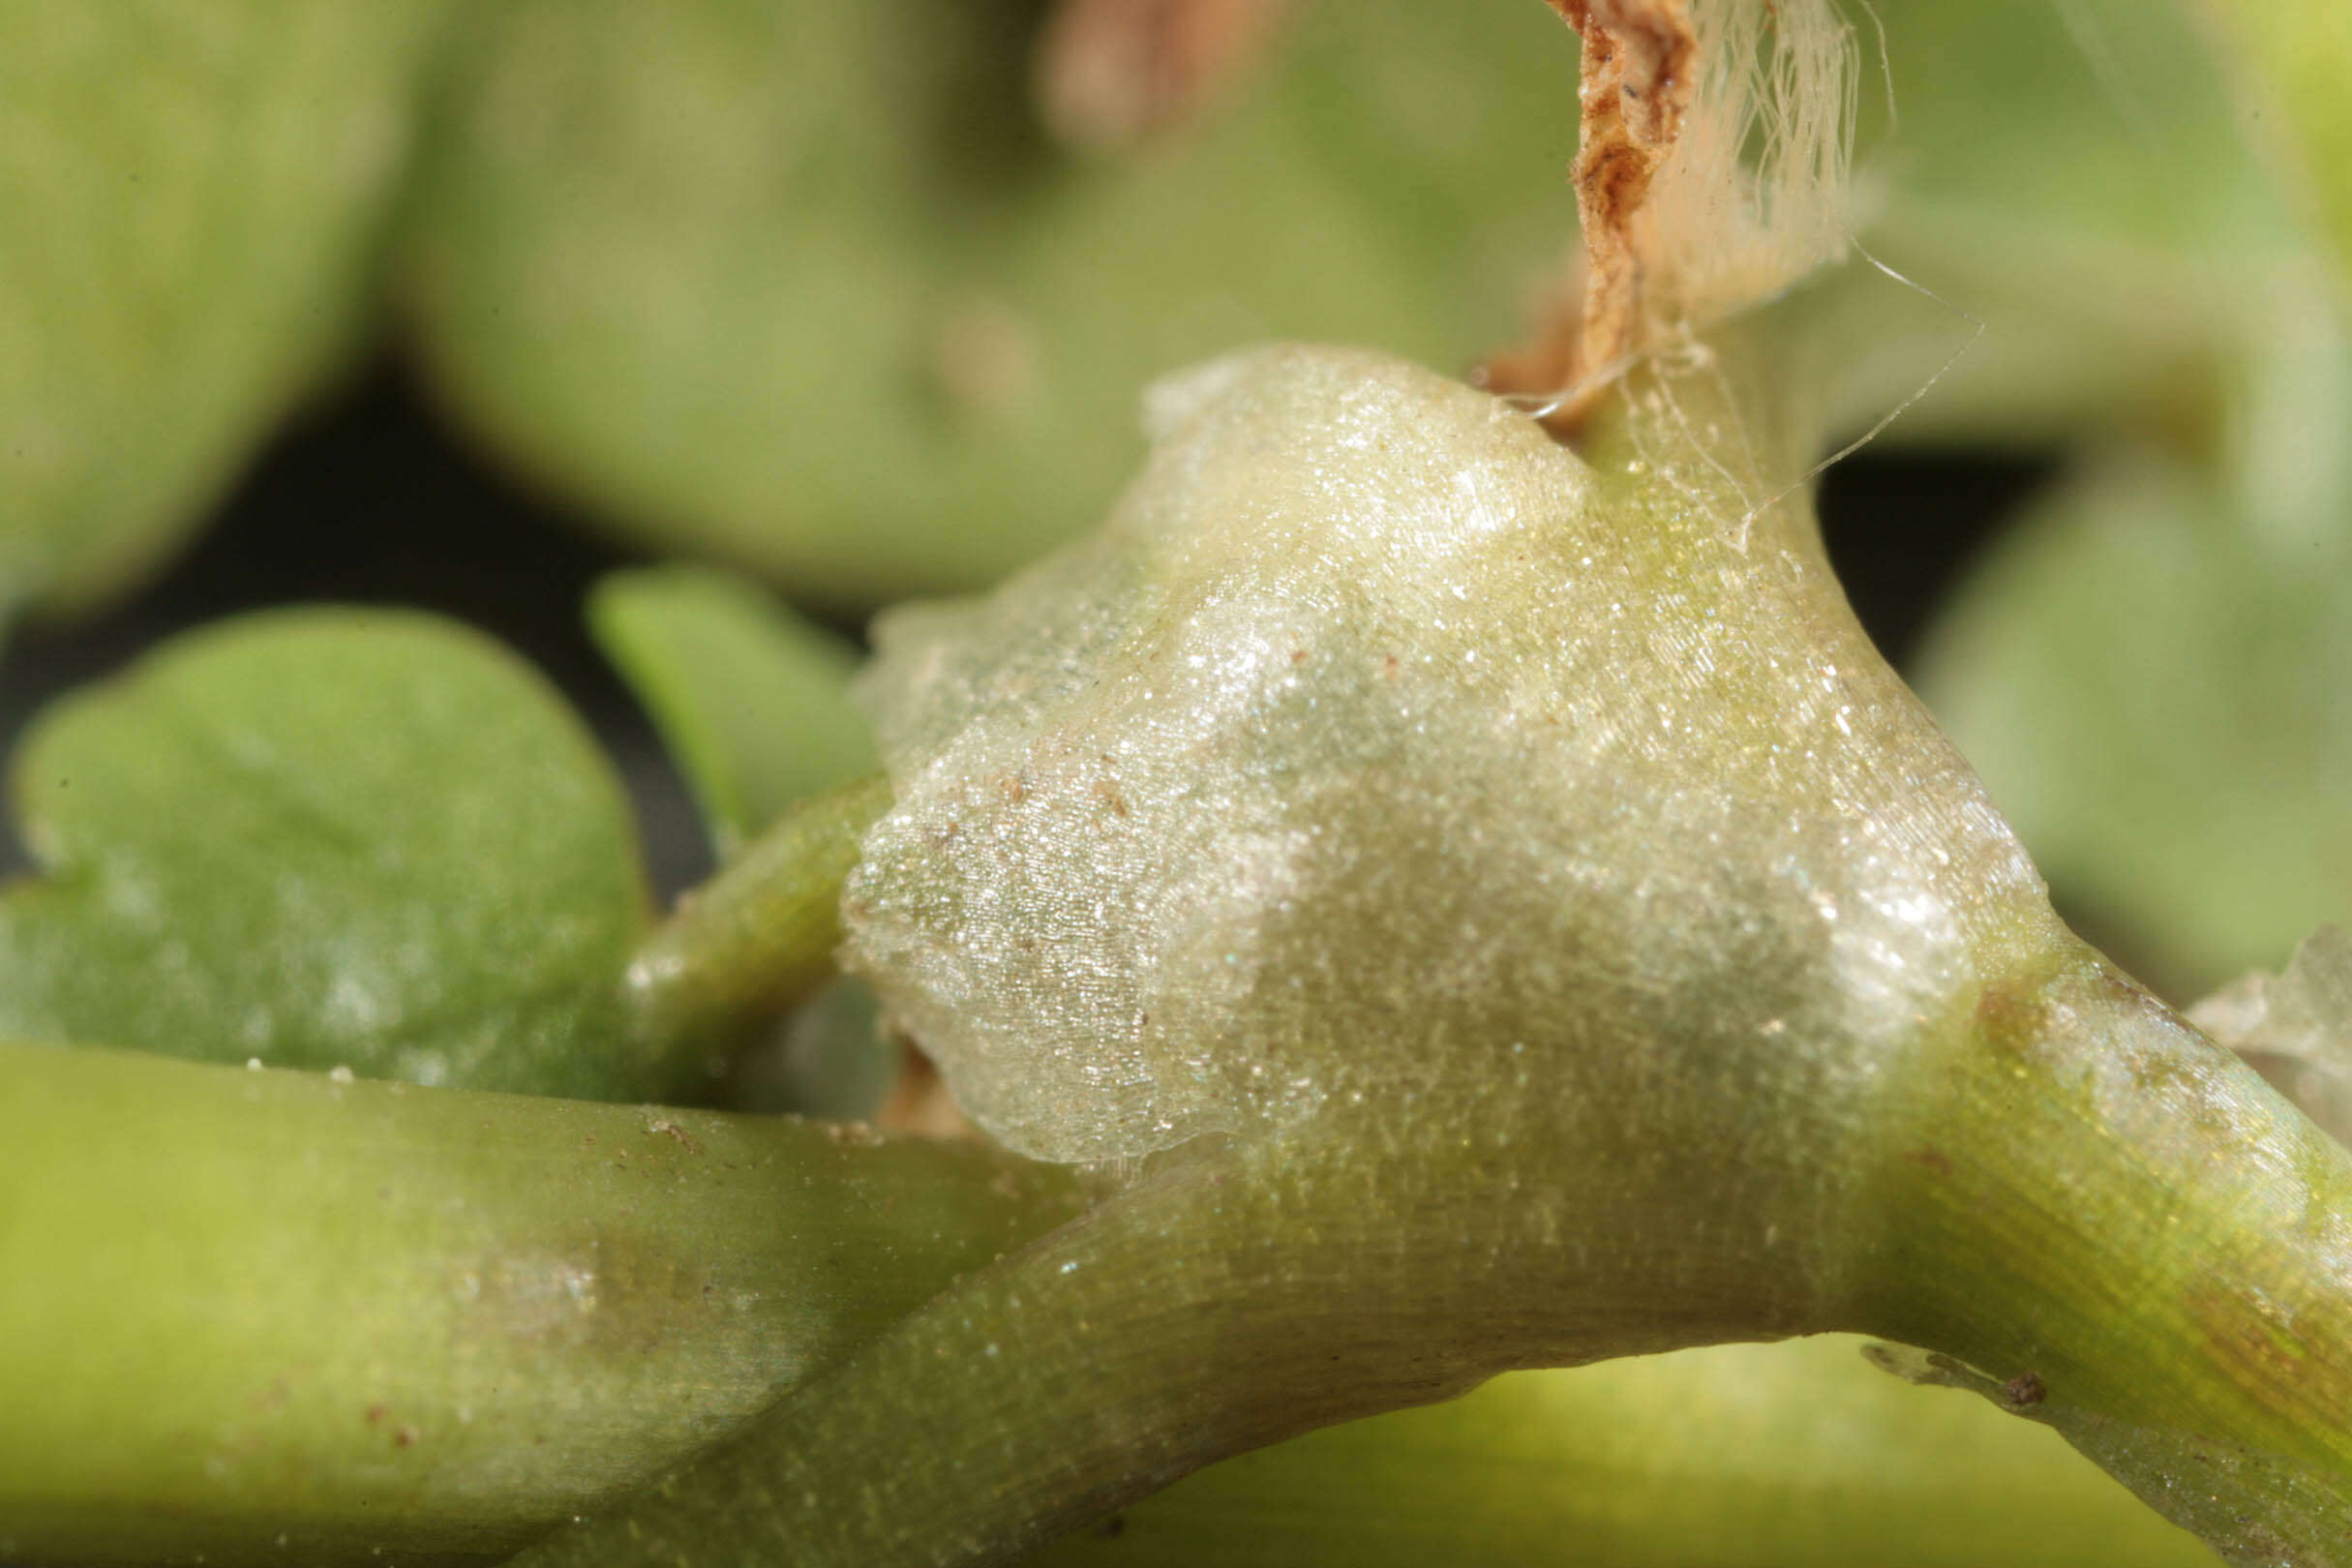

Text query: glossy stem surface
(517, 944), (2352, 1568)
(0, 1041), (1092, 1565)
(629, 773), (892, 1071)
(1848, 942), (2352, 1564)
(506, 1094), (1851, 1568)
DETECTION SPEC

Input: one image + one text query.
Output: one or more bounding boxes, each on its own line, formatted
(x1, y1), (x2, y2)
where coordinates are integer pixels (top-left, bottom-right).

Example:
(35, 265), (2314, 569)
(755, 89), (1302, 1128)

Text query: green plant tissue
(0, 0), (457, 624)
(0, 610), (660, 1101)
(2193, 925), (2352, 1149)
(843, 345), (2056, 1165)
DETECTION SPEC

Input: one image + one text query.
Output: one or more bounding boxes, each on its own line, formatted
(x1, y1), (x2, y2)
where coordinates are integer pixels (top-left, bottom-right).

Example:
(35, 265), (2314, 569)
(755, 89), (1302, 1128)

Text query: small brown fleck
(1972, 977), (2046, 1057)
(1034, 0), (1288, 155)
(647, 1117), (705, 1157)
(1092, 1514), (1128, 1540)
(1290, 648), (1309, 665)
(2004, 1371), (2047, 1408)
(393, 1425), (420, 1448)
(364, 1403), (388, 1426)
(1901, 1146), (1953, 1176)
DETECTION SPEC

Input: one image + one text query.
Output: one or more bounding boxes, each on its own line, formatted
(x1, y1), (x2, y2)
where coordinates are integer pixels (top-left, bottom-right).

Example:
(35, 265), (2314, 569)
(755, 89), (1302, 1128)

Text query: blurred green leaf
(1027, 1339), (2217, 1568)
(1868, 0), (2280, 252)
(0, 609), (670, 1100)
(2206, 0), (2352, 289)
(577, 565), (900, 1123)
(1919, 444), (2352, 994)
(590, 565), (874, 859)
(396, 0), (1579, 608)
(0, 0), (458, 626)
(1919, 278), (2352, 993)
(1823, 0), (2301, 447)
(724, 974), (898, 1122)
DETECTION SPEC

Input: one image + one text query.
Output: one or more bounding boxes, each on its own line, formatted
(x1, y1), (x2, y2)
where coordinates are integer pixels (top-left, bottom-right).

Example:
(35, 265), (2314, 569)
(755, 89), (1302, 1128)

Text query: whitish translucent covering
(1644, 0), (1855, 337)
(843, 345), (2051, 1163)
(2192, 924), (2352, 1148)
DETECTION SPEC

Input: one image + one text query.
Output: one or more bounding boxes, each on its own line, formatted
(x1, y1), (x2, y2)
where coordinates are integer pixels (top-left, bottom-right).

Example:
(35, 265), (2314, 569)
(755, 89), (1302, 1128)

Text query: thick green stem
(0, 1041), (1092, 1565)
(507, 1096), (1855, 1568)
(628, 773), (891, 1070)
(508, 1141), (1392, 1568)
(0, 1040), (2242, 1568)
(536, 339), (2352, 1567)
(1846, 941), (2352, 1563)
(519, 943), (2352, 1568)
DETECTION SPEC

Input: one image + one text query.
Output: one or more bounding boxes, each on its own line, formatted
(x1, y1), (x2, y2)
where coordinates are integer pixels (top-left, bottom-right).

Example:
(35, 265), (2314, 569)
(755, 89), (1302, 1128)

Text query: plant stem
(628, 773), (891, 1078)
(499, 1137), (1439, 1568)
(517, 940), (2352, 1568)
(1844, 940), (2352, 1564)
(541, 341), (2352, 1564)
(503, 1098), (1853, 1568)
(1023, 1338), (2219, 1568)
(0, 1041), (1093, 1566)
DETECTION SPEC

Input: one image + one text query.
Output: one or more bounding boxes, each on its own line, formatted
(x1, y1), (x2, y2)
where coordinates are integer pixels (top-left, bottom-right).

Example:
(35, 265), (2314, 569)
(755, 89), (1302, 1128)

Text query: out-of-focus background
(3, 4), (2351, 1566)
(0, 0), (2344, 993)
(0, 356), (2047, 904)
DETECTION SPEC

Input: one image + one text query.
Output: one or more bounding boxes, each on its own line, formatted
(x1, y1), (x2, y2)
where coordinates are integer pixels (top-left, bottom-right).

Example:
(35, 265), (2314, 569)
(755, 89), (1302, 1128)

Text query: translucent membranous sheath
(513, 342), (2352, 1568)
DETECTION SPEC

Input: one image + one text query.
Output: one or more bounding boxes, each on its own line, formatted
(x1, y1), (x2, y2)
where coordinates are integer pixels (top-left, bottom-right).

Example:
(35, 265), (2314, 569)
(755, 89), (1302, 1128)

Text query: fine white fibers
(1650, 0), (1855, 334)
(1509, 0), (1858, 425)
(842, 345), (2050, 1164)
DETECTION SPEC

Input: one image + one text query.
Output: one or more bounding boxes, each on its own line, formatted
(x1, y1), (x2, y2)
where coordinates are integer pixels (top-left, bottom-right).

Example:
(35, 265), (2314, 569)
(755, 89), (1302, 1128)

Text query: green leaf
(0, 609), (668, 1100)
(395, 0), (1580, 607)
(1917, 447), (2352, 994)
(1820, 0), (2303, 447)
(1917, 275), (2352, 995)
(2207, 0), (2352, 289)
(0, 0), (458, 625)
(590, 565), (875, 859)
(1866, 0), (2281, 255)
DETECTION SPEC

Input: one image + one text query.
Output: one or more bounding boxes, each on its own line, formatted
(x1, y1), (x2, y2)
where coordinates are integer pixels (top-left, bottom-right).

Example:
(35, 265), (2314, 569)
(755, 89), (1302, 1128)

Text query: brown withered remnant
(1036, 0), (1289, 156)
(1480, 0), (1696, 437)
(876, 1040), (984, 1141)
